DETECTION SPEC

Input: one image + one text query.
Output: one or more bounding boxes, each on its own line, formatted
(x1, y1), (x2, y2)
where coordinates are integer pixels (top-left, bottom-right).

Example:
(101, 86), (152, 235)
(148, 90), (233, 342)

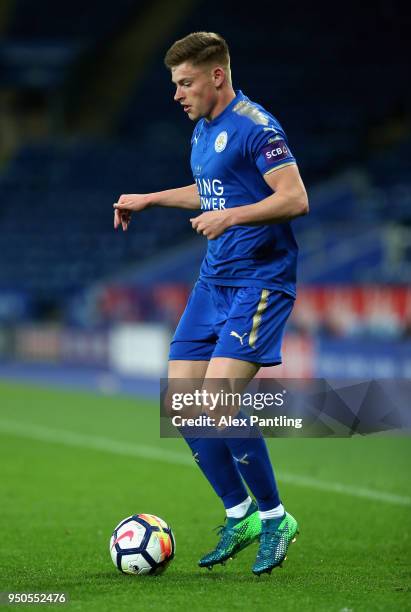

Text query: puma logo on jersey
(230, 331), (248, 345)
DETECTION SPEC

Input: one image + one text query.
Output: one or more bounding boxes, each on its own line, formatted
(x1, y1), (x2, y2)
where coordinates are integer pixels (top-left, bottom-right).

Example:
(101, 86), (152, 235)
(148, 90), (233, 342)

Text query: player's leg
(203, 356), (259, 378)
(203, 289), (299, 574)
(168, 360), (209, 378)
(205, 356), (282, 518)
(167, 283), (249, 536)
(168, 360), (250, 552)
(197, 357), (262, 567)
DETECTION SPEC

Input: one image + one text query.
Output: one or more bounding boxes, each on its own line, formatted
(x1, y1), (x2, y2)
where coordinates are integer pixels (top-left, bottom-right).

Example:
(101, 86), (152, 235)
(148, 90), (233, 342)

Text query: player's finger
(114, 208), (120, 229)
(114, 201), (127, 209)
(113, 204), (120, 229)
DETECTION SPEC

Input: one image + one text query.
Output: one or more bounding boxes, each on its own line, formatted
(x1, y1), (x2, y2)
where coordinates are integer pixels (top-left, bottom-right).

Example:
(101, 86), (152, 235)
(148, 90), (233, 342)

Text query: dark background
(0, 0), (410, 379)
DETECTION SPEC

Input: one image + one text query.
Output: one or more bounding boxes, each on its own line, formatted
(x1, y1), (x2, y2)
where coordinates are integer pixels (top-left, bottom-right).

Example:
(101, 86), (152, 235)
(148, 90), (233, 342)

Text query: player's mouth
(183, 105), (192, 113)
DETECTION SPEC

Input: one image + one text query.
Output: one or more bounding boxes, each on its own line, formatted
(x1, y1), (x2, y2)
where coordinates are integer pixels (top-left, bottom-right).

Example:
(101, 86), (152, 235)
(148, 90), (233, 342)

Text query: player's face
(171, 62), (219, 121)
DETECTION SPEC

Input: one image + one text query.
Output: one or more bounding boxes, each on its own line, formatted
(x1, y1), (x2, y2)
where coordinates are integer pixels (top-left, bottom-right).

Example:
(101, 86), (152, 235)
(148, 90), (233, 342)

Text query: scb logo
(265, 143), (289, 160)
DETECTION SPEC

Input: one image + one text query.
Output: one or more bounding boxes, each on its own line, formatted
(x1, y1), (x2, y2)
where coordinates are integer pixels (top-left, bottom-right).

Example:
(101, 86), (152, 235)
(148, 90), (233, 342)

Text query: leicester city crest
(214, 131), (228, 153)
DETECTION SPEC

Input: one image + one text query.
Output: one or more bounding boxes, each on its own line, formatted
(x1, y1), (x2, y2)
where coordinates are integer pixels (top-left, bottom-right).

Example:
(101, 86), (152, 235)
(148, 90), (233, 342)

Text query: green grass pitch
(0, 380), (410, 611)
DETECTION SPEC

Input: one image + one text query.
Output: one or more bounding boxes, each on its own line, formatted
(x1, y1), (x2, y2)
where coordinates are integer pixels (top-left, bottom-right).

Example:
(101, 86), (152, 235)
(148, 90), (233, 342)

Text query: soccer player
(114, 32), (308, 575)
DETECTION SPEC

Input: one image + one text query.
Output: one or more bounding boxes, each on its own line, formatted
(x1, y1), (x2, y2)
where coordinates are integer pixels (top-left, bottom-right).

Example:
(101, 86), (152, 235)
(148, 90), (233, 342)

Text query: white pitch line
(0, 419), (410, 507)
(277, 473), (411, 507)
(0, 419), (192, 467)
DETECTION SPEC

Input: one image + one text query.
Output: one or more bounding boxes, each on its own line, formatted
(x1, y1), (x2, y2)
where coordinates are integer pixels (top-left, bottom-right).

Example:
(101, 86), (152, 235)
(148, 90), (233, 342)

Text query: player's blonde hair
(164, 32), (231, 83)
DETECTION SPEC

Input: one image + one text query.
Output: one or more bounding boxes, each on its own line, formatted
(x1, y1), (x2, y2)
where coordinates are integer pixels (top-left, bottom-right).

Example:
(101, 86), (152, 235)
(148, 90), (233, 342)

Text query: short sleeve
(248, 122), (296, 176)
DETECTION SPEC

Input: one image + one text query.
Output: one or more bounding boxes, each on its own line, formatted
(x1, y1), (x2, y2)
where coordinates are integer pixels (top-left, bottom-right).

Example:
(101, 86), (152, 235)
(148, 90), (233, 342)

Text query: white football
(109, 513), (175, 575)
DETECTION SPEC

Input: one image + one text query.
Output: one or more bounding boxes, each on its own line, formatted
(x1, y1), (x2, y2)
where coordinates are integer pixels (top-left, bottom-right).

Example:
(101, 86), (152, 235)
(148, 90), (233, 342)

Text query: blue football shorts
(169, 278), (294, 366)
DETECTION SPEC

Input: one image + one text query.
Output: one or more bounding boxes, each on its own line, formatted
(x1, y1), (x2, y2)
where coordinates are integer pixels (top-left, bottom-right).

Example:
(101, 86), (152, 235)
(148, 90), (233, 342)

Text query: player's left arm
(230, 164), (308, 225)
(190, 164), (308, 240)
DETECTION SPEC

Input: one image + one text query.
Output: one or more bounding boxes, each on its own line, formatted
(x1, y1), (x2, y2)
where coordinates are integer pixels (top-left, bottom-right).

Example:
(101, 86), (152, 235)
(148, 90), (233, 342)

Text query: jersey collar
(205, 90), (245, 127)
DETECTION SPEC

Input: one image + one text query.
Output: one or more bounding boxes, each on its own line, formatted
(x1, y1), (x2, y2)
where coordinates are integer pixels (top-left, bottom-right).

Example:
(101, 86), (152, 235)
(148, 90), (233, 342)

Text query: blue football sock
(221, 417), (281, 511)
(183, 436), (248, 509)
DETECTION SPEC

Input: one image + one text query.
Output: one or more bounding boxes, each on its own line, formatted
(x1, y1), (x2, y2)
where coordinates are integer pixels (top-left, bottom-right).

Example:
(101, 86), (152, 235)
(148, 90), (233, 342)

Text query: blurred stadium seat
(0, 0), (410, 377)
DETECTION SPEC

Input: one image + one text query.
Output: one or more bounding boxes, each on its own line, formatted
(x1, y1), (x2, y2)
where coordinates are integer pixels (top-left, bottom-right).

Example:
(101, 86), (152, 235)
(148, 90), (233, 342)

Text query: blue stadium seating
(0, 0), (409, 318)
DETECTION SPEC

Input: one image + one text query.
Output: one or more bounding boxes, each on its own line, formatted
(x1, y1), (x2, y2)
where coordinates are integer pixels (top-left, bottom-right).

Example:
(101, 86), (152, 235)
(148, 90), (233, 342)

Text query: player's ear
(212, 66), (225, 88)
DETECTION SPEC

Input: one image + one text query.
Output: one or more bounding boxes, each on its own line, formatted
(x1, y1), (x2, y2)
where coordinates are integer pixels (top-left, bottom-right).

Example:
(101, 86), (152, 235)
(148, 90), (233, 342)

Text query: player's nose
(174, 86), (183, 102)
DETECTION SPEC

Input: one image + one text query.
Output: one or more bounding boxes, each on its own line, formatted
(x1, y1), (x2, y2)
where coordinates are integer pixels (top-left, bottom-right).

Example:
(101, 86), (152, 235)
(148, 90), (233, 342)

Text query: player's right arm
(114, 183), (200, 231)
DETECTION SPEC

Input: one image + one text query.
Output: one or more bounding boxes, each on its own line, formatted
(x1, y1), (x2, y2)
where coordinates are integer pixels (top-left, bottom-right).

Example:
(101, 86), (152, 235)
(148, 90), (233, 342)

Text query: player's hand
(190, 210), (232, 240)
(113, 194), (151, 231)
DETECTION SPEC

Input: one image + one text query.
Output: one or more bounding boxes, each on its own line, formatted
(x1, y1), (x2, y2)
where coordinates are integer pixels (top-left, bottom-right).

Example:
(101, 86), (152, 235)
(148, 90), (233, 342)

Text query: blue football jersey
(191, 90), (298, 298)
